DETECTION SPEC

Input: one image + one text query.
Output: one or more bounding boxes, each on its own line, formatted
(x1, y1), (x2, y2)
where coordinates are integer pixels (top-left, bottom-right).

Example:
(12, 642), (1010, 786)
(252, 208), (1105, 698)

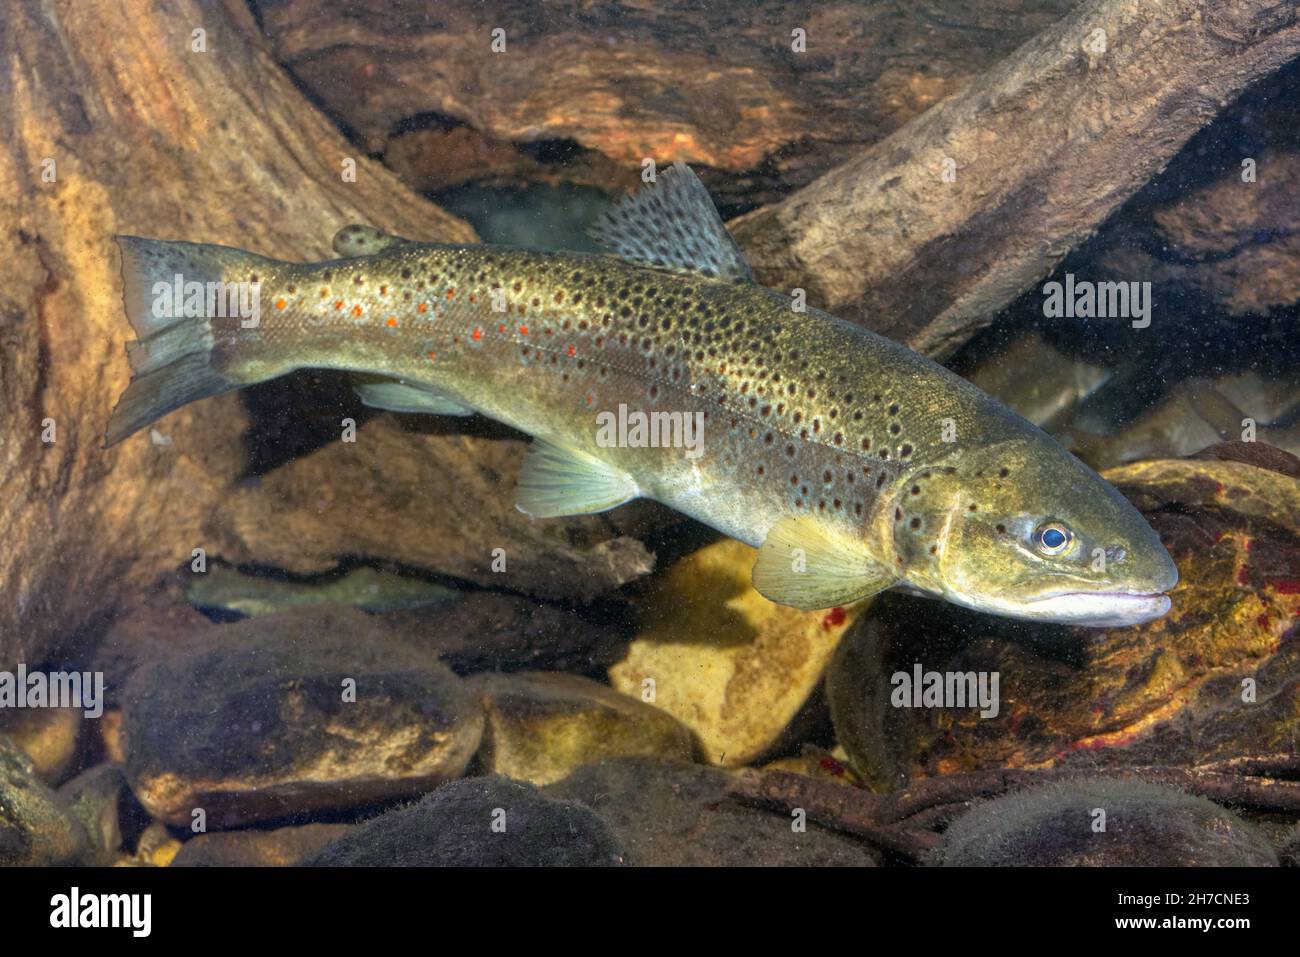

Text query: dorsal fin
(332, 225), (414, 259)
(589, 162), (754, 282)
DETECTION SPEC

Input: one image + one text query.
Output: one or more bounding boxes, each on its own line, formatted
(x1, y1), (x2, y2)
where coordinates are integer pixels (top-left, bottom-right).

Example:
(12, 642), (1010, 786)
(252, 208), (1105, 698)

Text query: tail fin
(105, 236), (265, 446)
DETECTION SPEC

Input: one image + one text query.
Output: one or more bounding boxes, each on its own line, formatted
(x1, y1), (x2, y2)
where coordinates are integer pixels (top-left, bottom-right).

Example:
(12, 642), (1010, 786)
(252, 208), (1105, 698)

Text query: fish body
(108, 165), (1177, 626)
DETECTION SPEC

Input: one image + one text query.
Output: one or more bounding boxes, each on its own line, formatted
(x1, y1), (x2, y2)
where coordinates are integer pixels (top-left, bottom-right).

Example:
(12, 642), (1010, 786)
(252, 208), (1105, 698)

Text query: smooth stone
(609, 538), (867, 767)
(544, 756), (879, 866)
(935, 779), (1278, 867)
(302, 776), (625, 866)
(173, 823), (353, 867)
(122, 607), (484, 827)
(468, 671), (696, 785)
(57, 763), (127, 865)
(0, 706), (83, 783)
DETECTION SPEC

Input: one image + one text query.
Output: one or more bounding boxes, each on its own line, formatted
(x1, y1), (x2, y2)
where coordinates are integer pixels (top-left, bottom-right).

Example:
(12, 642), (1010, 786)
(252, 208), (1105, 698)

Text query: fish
(105, 163), (1178, 627)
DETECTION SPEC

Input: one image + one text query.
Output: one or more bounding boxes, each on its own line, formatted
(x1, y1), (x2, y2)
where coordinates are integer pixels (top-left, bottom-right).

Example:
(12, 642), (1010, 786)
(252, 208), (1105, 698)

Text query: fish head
(890, 437), (1178, 627)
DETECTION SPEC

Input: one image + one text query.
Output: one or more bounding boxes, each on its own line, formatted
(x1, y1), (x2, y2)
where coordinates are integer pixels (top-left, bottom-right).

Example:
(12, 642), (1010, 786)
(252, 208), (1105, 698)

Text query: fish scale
(106, 164), (1178, 625)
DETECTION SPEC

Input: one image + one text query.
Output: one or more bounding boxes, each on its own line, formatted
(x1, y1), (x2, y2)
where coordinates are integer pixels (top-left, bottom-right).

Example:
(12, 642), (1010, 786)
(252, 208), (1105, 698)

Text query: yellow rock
(135, 822), (182, 867)
(609, 538), (867, 767)
(469, 672), (696, 786)
(0, 707), (82, 783)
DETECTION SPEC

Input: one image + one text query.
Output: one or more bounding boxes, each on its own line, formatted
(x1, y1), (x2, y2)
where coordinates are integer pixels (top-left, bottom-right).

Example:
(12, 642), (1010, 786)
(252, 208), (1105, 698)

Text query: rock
(1280, 822), (1300, 867)
(81, 593), (214, 708)
(57, 763), (127, 865)
(468, 672), (696, 785)
(827, 455), (1300, 785)
(303, 776), (625, 866)
(384, 593), (628, 675)
(609, 538), (867, 767)
(209, 416), (655, 603)
(934, 779), (1278, 867)
(1097, 139), (1300, 318)
(0, 735), (89, 865)
(0, 706), (83, 783)
(545, 756), (878, 866)
(173, 824), (352, 867)
(1192, 440), (1300, 478)
(121, 607), (484, 827)
(90, 591), (624, 706)
(131, 822), (182, 867)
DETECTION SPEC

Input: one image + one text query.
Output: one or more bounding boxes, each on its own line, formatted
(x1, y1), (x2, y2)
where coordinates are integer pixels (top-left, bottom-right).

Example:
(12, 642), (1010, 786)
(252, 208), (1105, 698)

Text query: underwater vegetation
(2, 0), (1299, 871)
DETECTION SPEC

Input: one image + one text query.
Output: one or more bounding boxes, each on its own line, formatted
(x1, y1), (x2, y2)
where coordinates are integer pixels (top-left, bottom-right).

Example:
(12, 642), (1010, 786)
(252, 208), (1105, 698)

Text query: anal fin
(516, 439), (639, 518)
(752, 516), (897, 610)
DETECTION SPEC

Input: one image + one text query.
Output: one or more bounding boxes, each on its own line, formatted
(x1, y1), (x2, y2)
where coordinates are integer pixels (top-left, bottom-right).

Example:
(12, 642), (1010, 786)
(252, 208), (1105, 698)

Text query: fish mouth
(1022, 589), (1172, 627)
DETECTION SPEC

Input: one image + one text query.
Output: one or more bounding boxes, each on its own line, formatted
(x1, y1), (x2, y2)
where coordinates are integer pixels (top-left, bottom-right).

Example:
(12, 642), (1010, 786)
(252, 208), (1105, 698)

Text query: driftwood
(0, 0), (648, 673)
(257, 0), (1076, 202)
(727, 0), (1300, 358)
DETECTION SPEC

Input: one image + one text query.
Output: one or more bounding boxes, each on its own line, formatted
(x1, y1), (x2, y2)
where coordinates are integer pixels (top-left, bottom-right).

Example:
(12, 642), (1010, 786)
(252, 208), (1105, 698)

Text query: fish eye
(1033, 521), (1072, 556)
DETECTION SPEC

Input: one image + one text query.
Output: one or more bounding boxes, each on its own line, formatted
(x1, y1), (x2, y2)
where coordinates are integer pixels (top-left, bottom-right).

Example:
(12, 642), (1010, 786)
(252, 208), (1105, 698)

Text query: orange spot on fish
(447, 288), (457, 300)
(334, 300), (344, 310)
(567, 345), (576, 357)
(585, 394), (594, 405)
(469, 294), (477, 304)
(498, 324), (507, 333)
(352, 305), (364, 317)
(275, 298), (286, 310)
(386, 317), (397, 327)
(519, 325), (529, 335)
(472, 327), (483, 341)
(417, 303), (428, 313)
(426, 351), (436, 360)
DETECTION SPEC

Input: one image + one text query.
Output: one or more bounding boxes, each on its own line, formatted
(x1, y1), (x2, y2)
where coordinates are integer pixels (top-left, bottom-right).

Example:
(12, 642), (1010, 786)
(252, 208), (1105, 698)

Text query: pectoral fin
(354, 378), (474, 416)
(515, 439), (640, 518)
(752, 516), (896, 610)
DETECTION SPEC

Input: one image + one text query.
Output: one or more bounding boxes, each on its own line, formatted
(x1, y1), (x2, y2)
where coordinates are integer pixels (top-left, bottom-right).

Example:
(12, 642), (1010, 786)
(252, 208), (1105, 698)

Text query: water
(4, 0), (1299, 882)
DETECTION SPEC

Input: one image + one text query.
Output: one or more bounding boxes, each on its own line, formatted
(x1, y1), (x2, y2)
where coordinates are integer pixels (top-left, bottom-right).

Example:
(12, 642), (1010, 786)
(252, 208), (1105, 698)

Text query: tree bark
(256, 0), (1077, 202)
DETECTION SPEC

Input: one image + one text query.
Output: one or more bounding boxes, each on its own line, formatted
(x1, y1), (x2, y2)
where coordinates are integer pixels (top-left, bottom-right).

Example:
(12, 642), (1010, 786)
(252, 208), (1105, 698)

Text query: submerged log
(727, 0), (1300, 358)
(257, 0), (1077, 201)
(0, 0), (647, 673)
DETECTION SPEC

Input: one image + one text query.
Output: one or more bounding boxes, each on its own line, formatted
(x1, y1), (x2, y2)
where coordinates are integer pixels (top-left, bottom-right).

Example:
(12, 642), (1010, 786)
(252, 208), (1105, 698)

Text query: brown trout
(106, 164), (1177, 626)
